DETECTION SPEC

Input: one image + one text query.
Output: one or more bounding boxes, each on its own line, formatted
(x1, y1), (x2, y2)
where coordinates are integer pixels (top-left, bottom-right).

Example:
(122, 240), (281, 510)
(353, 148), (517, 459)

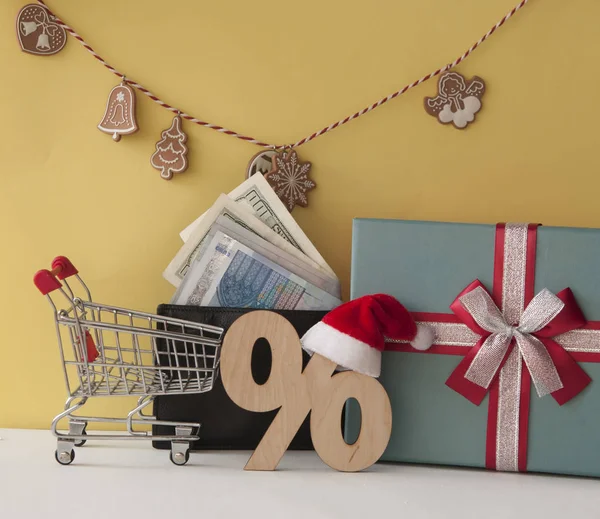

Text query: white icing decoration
(438, 96), (481, 129)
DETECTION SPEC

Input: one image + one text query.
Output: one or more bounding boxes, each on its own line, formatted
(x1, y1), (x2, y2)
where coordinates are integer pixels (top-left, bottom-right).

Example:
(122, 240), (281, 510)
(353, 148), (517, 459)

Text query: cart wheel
(55, 449), (75, 465)
(169, 449), (190, 466)
(68, 421), (87, 447)
(74, 429), (87, 447)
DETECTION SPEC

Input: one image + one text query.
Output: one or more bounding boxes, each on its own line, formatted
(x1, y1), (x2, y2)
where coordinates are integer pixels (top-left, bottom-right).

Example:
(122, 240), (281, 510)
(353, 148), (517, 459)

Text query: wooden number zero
(220, 311), (392, 472)
(310, 370), (392, 472)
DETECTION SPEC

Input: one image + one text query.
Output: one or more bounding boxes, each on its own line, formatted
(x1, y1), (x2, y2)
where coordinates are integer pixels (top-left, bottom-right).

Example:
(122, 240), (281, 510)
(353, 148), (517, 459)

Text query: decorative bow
(445, 280), (591, 406)
(34, 10), (58, 36)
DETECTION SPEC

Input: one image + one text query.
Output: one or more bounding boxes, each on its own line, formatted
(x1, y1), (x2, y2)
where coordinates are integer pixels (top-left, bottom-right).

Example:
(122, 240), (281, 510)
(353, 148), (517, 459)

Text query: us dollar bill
(179, 173), (336, 279)
(171, 230), (341, 311)
(195, 215), (340, 297)
(163, 193), (339, 293)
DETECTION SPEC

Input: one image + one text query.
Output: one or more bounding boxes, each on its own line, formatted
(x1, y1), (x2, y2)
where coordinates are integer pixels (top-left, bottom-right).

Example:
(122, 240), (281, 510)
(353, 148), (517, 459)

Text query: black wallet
(152, 305), (328, 451)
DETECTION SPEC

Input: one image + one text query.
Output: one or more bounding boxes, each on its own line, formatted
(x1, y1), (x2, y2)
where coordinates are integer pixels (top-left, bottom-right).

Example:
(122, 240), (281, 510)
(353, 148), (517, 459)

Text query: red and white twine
(37, 0), (530, 149)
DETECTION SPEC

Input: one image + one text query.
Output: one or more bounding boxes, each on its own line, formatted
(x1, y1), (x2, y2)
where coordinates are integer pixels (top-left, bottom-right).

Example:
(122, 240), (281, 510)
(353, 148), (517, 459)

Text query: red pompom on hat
(301, 294), (434, 377)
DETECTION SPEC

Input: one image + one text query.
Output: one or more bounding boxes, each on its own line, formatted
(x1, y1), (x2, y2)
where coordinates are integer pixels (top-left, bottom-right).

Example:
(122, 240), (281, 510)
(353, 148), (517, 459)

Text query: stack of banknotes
(163, 174), (341, 311)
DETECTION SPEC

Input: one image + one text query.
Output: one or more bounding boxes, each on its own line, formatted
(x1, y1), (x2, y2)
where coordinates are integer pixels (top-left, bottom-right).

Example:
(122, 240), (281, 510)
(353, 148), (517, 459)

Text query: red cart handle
(51, 256), (78, 280)
(34, 256), (78, 295)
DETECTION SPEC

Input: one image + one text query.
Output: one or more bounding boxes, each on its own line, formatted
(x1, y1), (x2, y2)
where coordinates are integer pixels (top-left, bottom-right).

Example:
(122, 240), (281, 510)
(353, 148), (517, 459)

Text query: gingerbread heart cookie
(16, 4), (67, 56)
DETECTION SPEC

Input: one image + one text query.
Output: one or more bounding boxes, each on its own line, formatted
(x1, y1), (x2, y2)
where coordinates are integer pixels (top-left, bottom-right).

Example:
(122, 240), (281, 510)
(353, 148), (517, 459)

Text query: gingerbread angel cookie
(424, 72), (485, 129)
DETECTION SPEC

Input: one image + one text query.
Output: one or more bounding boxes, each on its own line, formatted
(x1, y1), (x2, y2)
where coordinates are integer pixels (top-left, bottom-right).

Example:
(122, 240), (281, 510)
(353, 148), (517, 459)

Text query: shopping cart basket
(34, 256), (224, 466)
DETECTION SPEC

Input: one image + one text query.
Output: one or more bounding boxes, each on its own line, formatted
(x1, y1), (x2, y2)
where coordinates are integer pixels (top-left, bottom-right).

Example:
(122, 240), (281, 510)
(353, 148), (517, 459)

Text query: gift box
(345, 219), (600, 477)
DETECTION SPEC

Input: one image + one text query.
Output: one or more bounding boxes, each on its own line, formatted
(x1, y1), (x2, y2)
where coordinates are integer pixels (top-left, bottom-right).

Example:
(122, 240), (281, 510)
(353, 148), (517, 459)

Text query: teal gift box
(345, 219), (600, 477)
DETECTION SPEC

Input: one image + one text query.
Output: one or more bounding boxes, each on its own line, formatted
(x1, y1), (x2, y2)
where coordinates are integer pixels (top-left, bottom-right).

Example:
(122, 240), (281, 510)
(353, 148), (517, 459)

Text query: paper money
(197, 215), (340, 297)
(163, 193), (338, 292)
(171, 230), (341, 311)
(179, 173), (336, 278)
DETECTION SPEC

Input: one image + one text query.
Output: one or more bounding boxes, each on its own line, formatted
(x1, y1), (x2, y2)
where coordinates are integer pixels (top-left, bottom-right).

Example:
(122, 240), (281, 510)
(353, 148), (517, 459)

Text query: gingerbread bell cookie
(424, 72), (485, 129)
(98, 81), (138, 142)
(16, 4), (67, 56)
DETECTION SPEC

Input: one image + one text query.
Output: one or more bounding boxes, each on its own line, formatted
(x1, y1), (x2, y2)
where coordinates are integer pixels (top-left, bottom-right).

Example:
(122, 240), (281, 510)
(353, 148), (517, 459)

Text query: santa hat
(301, 294), (434, 378)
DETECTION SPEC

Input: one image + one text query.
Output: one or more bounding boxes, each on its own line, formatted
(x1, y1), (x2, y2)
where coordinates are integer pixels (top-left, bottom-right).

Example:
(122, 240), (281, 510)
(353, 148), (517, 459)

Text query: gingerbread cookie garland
(17, 2), (534, 193)
(98, 81), (138, 142)
(16, 4), (67, 56)
(424, 72), (485, 129)
(265, 150), (316, 212)
(151, 115), (189, 180)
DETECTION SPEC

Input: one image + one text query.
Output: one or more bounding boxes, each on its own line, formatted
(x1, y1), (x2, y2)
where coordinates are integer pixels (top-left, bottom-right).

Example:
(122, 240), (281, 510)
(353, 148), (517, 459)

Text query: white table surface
(1, 428), (599, 518)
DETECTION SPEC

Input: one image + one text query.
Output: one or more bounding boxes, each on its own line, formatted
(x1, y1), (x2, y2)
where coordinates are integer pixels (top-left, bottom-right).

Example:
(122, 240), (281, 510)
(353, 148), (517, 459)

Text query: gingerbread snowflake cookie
(265, 150), (315, 212)
(424, 72), (485, 129)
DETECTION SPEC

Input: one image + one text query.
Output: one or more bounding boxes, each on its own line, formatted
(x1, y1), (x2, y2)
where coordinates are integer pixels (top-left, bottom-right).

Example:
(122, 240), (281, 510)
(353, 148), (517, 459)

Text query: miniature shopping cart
(34, 256), (224, 466)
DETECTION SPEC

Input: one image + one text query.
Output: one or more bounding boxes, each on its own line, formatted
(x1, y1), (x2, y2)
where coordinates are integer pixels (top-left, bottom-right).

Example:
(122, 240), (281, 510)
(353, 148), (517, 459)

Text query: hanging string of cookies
(16, 0), (530, 209)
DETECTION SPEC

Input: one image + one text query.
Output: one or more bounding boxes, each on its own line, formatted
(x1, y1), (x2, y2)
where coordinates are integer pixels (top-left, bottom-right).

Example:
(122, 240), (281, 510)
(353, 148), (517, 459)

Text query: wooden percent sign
(220, 311), (392, 472)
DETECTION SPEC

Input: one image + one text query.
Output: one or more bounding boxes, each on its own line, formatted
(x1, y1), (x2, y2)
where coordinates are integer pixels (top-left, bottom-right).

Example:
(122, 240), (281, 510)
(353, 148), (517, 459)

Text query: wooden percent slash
(220, 311), (392, 472)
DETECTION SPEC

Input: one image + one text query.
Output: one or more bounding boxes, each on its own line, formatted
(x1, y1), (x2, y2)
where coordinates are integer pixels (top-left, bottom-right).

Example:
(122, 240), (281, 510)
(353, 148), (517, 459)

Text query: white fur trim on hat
(301, 321), (382, 378)
(410, 324), (435, 351)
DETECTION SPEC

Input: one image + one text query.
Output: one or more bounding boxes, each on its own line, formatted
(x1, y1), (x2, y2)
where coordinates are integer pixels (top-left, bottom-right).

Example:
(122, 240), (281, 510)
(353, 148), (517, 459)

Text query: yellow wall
(1, 0), (599, 429)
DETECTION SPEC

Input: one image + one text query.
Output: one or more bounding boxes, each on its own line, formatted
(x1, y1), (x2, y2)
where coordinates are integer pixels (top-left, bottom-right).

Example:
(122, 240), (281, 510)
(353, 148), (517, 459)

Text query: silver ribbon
(459, 285), (565, 398)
